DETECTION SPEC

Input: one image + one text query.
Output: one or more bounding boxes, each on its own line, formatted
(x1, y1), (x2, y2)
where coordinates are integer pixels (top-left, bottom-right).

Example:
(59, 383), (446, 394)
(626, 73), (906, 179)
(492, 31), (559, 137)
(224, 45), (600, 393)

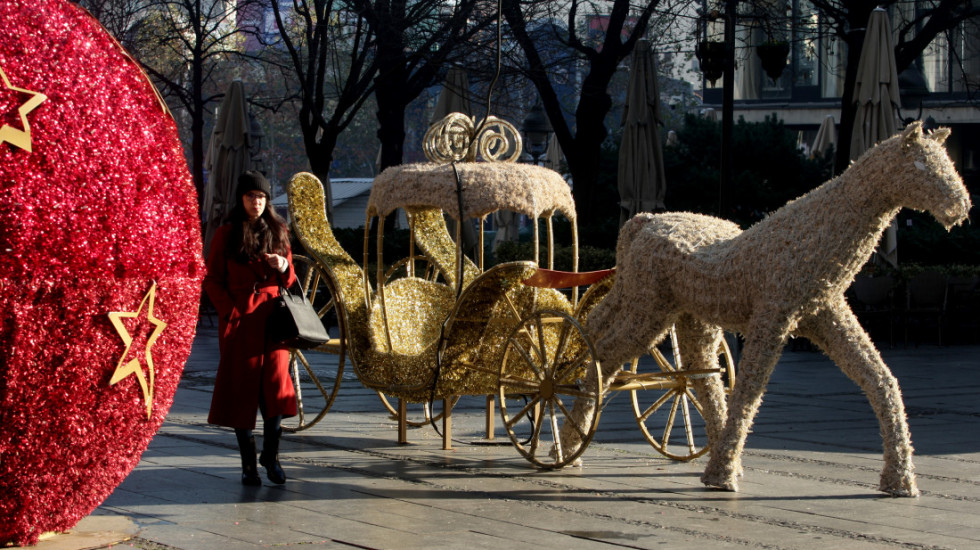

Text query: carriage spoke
(638, 390), (673, 422)
(552, 318), (573, 368)
(299, 353), (329, 394)
(292, 351), (307, 423)
(554, 398), (589, 442)
(499, 376), (543, 393)
(652, 347), (677, 372)
(527, 403), (545, 458)
(533, 314), (548, 366)
(554, 348), (589, 384)
(683, 387), (707, 416)
(554, 384), (595, 400)
(680, 392), (697, 455)
(504, 395), (542, 431)
(508, 335), (545, 382)
(661, 390), (681, 448)
(548, 400), (563, 462)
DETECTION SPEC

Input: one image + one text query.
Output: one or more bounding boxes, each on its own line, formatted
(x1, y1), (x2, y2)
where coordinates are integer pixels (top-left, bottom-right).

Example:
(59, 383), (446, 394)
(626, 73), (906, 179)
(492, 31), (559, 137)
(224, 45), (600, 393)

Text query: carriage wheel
(375, 392), (459, 427)
(628, 328), (735, 460)
(498, 310), (601, 469)
(283, 255), (345, 433)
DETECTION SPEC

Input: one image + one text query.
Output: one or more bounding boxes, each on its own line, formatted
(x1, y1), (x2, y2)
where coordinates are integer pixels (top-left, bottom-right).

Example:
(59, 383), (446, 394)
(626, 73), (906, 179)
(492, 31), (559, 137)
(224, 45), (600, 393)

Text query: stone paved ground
(52, 325), (980, 549)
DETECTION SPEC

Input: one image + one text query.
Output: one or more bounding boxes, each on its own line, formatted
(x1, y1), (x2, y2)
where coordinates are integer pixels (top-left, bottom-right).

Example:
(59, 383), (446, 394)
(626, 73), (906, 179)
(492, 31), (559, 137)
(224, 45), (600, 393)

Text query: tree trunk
(373, 42), (408, 234)
(308, 142), (336, 223)
(191, 105), (206, 211)
(191, 43), (206, 211)
(567, 61), (616, 227)
(375, 97), (406, 173)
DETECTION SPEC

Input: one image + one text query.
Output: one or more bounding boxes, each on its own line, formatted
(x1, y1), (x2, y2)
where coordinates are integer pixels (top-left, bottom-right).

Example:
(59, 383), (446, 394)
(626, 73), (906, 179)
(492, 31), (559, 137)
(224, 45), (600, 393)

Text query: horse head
(892, 121), (971, 230)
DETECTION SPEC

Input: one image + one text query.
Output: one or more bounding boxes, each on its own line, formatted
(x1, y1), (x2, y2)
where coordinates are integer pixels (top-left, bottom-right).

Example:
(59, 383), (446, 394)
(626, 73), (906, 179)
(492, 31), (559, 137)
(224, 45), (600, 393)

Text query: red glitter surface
(0, 1), (204, 545)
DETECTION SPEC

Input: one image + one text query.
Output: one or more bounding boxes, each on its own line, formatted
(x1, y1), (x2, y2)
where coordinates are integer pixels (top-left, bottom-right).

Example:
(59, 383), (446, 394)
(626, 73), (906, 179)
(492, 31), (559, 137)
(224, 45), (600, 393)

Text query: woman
(203, 170), (297, 486)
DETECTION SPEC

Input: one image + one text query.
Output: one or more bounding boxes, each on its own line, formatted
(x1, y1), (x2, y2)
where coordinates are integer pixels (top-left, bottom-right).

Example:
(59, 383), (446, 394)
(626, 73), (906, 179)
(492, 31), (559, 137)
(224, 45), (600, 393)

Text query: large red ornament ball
(0, 0), (204, 545)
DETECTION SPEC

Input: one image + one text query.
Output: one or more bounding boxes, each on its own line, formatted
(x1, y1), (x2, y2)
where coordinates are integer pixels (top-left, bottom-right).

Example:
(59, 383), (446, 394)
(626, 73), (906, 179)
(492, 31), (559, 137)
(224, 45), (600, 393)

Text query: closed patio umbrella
(850, 8), (902, 161)
(203, 81), (252, 257)
(810, 114), (836, 159)
(618, 40), (666, 226)
(431, 67), (471, 124)
(850, 7), (901, 266)
(543, 133), (564, 173)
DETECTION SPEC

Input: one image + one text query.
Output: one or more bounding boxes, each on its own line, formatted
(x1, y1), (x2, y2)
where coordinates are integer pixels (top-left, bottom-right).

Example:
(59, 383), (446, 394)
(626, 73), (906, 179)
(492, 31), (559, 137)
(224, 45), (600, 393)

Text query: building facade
(699, 0), (980, 186)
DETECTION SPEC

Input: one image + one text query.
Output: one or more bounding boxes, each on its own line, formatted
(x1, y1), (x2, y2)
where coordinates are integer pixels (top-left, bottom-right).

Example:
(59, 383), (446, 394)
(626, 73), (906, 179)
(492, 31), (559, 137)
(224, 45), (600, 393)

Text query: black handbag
(267, 282), (330, 349)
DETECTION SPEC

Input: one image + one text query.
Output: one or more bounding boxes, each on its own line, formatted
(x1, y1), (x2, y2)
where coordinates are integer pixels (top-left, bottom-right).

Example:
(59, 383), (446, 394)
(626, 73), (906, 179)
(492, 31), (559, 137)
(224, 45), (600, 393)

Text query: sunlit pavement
(65, 325), (980, 549)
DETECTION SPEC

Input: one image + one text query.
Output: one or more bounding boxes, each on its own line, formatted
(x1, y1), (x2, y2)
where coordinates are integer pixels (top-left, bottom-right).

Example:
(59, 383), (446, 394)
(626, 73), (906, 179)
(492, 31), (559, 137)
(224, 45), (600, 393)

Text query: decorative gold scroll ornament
(423, 112), (522, 163)
(0, 64), (47, 152)
(108, 283), (167, 419)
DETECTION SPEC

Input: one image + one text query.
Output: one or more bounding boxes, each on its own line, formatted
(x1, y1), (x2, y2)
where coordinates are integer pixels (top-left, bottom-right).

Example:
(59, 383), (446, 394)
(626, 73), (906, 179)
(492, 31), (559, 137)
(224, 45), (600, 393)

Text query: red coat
(203, 224), (298, 429)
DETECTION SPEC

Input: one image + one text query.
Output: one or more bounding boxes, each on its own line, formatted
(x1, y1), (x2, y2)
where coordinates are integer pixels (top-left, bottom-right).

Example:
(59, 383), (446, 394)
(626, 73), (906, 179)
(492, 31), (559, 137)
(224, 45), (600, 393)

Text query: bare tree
(127, 0), (264, 207)
(349, 0), (495, 172)
(501, 0), (664, 227)
(270, 1), (379, 221)
(73, 0), (147, 44)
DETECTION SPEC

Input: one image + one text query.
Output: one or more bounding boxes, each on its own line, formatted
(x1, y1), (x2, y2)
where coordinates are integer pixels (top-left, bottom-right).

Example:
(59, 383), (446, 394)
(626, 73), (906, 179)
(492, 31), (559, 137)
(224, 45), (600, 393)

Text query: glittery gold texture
(288, 172), (588, 403)
(407, 207), (480, 289)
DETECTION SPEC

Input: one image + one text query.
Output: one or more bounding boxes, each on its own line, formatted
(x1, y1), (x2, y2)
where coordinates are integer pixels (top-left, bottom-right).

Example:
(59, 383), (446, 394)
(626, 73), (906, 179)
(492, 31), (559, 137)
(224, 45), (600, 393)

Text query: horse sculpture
(564, 121), (971, 496)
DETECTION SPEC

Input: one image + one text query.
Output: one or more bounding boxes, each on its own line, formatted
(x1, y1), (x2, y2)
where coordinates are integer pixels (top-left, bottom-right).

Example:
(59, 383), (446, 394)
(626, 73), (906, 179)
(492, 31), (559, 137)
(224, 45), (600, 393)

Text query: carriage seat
(369, 276), (455, 356)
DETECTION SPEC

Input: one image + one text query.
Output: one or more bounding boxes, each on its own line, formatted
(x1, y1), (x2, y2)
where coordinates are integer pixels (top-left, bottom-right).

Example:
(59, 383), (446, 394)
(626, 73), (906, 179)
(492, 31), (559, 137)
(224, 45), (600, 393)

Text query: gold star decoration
(0, 64), (46, 153)
(108, 282), (167, 419)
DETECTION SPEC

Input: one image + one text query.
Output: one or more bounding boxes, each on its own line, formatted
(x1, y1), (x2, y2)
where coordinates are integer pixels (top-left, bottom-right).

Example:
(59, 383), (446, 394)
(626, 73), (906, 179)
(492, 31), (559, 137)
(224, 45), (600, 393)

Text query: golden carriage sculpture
(282, 114), (735, 467)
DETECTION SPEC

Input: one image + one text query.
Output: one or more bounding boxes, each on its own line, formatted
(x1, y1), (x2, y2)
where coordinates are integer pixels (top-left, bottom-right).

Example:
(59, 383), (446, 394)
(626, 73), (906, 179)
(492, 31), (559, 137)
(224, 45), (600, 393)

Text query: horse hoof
(701, 473), (738, 492)
(550, 444), (583, 467)
(880, 478), (919, 497)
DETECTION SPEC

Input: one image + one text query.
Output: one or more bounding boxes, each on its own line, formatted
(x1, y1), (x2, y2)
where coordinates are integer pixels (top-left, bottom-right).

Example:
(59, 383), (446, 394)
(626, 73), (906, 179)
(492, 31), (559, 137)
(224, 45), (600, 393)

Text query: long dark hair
(225, 195), (290, 263)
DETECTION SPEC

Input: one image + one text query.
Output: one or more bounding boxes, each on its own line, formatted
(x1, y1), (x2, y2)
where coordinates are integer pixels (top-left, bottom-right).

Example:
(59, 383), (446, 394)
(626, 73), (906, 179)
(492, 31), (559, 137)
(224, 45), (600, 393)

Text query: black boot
(259, 427), (286, 485)
(236, 430), (261, 486)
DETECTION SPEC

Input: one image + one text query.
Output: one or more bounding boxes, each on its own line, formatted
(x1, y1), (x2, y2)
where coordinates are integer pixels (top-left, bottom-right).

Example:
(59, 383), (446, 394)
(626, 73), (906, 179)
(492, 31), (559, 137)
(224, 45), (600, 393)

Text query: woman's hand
(264, 253), (288, 273)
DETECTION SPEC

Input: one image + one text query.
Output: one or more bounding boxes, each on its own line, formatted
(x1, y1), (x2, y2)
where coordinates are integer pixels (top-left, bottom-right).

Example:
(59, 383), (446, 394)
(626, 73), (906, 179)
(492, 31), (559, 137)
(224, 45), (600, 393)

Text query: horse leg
(559, 296), (674, 463)
(701, 319), (788, 491)
(798, 305), (918, 497)
(555, 346), (624, 465)
(674, 315), (729, 467)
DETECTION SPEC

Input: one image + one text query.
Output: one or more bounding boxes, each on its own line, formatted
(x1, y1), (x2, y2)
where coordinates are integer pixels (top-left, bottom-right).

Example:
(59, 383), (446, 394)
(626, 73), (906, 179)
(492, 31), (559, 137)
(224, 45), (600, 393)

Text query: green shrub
(664, 113), (832, 227)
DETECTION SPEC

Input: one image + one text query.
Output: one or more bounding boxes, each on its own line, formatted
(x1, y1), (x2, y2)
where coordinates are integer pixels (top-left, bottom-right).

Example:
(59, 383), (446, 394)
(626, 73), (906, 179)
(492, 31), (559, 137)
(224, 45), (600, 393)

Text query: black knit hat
(236, 170), (271, 198)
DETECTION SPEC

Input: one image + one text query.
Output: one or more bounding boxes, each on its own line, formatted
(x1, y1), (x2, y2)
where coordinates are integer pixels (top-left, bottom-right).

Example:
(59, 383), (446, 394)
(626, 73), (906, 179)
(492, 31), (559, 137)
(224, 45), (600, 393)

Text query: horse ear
(903, 120), (924, 145)
(929, 127), (952, 145)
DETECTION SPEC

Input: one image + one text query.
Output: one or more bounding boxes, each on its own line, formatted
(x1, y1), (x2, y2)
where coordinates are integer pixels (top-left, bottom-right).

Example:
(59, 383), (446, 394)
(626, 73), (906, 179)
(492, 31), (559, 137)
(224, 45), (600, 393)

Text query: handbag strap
(280, 279), (304, 297)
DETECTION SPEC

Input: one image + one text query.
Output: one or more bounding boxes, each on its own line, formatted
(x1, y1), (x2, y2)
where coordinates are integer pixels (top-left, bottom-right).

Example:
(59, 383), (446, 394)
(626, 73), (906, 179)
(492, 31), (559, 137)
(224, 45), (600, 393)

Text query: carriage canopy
(366, 162), (576, 222)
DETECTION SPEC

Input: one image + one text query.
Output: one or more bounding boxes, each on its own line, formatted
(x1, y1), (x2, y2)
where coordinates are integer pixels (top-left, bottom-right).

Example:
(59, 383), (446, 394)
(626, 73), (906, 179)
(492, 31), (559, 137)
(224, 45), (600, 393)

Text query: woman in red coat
(203, 170), (297, 486)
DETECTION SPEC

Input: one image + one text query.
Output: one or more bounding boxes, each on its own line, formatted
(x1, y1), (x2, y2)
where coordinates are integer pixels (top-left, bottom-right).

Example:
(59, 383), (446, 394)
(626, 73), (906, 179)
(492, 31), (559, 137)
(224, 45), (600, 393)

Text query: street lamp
(521, 99), (553, 165)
